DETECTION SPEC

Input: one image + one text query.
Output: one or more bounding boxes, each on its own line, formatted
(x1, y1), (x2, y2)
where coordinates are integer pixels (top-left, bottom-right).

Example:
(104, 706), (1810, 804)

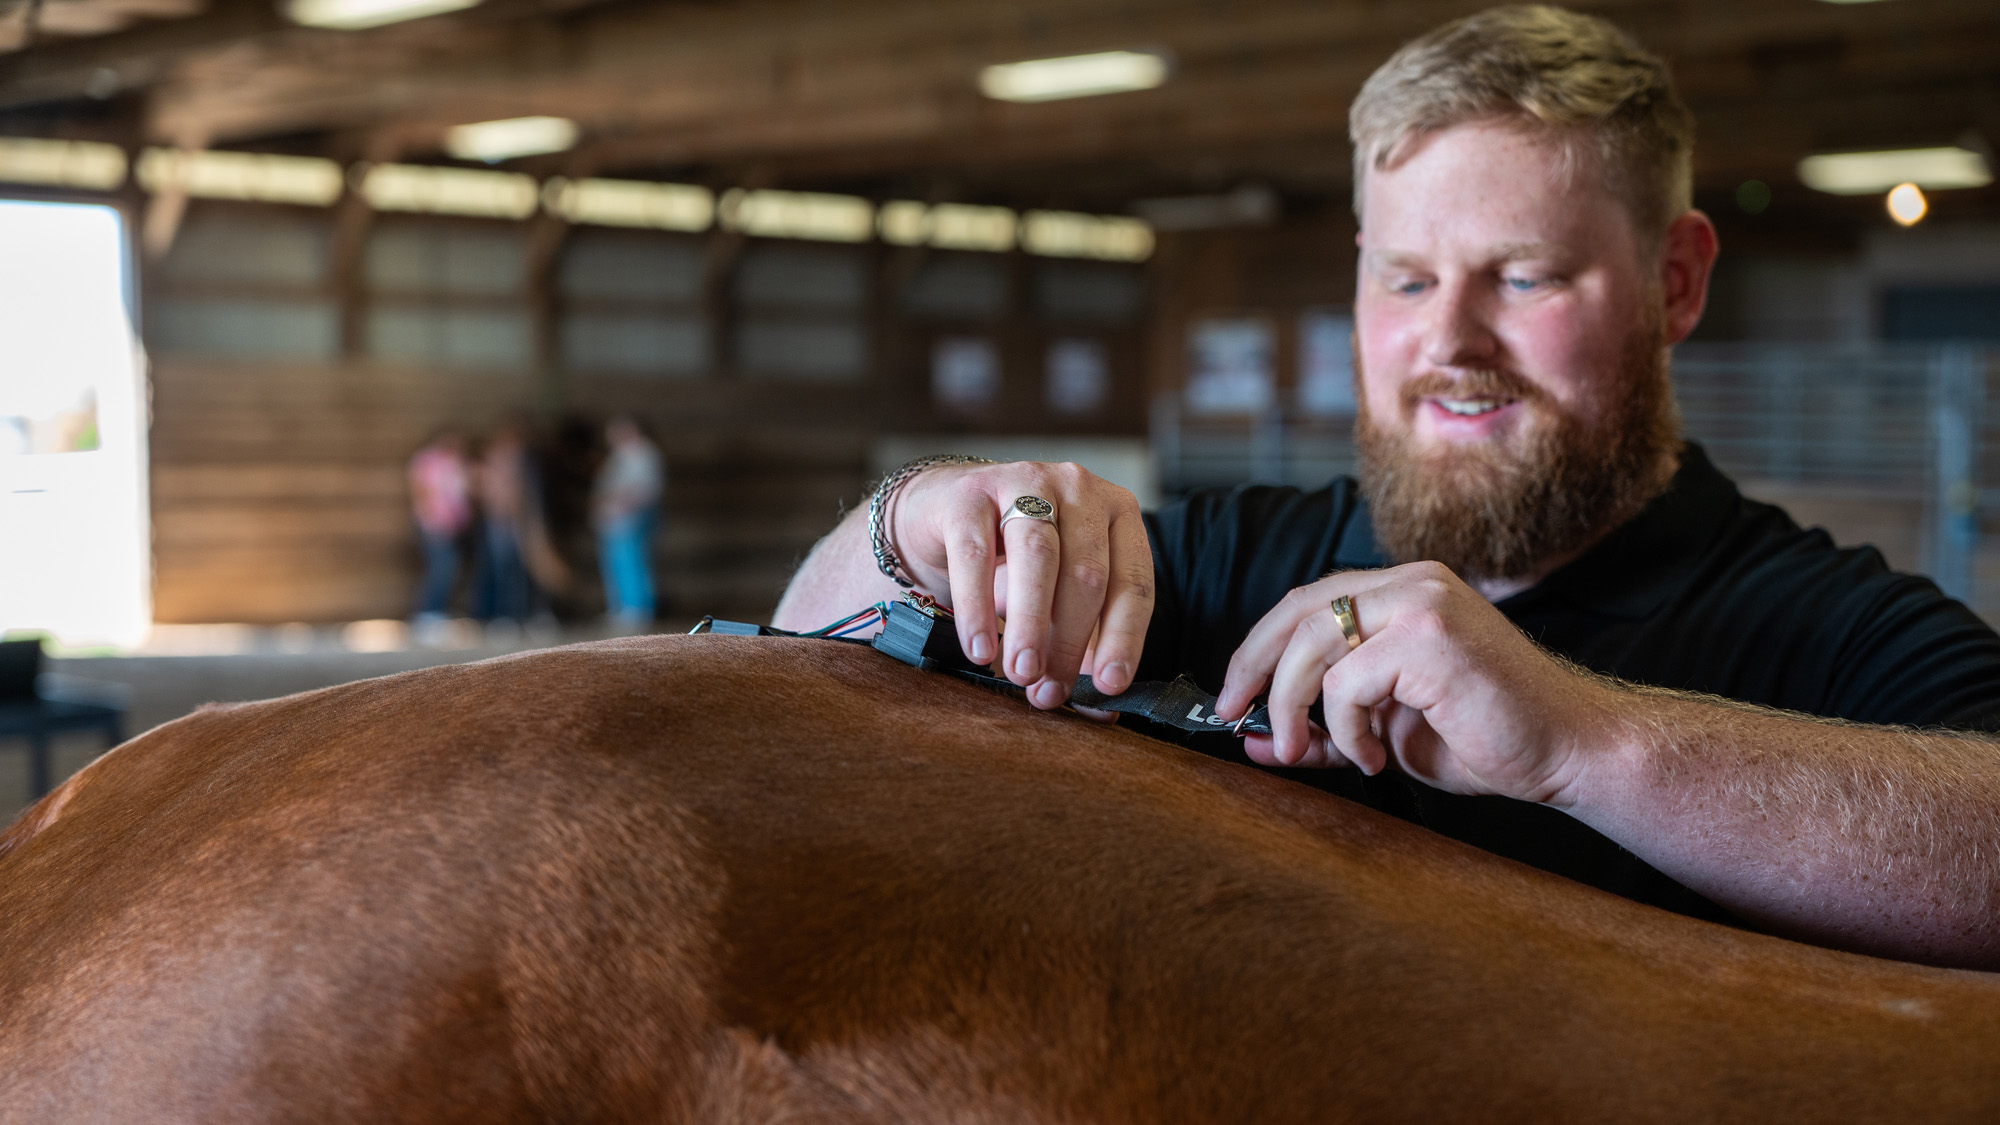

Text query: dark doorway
(1882, 286), (2000, 342)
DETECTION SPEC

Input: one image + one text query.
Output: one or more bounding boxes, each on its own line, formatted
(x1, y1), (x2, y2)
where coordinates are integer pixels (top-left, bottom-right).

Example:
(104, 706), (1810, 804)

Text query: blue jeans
(473, 521), (532, 622)
(414, 528), (461, 618)
(598, 510), (657, 624)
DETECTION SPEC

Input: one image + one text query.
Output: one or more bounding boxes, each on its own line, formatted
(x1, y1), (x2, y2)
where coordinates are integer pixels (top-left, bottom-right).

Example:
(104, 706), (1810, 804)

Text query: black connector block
(870, 600), (987, 674)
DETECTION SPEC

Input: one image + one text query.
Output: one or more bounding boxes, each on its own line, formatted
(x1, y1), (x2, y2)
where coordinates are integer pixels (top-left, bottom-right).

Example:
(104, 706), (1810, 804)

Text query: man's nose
(1420, 278), (1499, 368)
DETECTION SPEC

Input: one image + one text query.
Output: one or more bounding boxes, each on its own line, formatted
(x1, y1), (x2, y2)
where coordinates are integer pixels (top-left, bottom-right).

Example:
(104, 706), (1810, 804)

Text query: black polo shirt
(1139, 443), (2000, 923)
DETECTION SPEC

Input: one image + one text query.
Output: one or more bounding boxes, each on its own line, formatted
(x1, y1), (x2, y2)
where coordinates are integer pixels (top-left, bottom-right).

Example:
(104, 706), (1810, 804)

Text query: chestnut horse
(3, 636), (1999, 1122)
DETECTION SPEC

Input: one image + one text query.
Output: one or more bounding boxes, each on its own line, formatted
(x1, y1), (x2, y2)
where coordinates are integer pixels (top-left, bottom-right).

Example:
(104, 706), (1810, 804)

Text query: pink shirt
(410, 446), (473, 536)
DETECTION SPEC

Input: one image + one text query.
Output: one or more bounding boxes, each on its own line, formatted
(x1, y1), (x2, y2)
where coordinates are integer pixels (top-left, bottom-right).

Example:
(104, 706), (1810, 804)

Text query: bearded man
(776, 5), (2000, 970)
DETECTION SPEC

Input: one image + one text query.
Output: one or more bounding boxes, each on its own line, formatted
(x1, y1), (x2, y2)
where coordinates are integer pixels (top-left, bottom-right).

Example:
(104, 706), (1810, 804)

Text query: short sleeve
(1819, 568), (2000, 731)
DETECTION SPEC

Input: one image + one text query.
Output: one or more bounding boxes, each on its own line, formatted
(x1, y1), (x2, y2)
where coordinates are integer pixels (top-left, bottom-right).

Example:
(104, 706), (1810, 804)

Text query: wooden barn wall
(148, 360), (534, 624)
(141, 199), (1154, 625)
(147, 361), (881, 624)
(1148, 207), (1360, 404)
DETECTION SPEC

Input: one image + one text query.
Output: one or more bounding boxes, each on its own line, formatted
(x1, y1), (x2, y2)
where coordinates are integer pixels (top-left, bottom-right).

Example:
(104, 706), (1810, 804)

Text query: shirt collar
(1342, 443), (1740, 621)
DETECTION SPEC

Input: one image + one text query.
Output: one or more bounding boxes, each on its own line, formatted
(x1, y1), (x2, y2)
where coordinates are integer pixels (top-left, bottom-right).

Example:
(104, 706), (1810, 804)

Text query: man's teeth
(1437, 398), (1504, 416)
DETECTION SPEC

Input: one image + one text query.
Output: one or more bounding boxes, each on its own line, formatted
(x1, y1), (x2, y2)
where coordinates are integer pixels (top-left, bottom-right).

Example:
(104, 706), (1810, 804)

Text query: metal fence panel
(1151, 343), (2000, 617)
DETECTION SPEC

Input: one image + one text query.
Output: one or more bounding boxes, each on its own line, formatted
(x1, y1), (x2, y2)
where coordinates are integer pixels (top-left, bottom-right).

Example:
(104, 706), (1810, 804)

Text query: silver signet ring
(1000, 495), (1057, 529)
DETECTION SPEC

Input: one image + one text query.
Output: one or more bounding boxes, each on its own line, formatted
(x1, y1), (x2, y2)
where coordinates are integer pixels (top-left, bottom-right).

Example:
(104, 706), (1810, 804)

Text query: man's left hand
(1214, 561), (1619, 807)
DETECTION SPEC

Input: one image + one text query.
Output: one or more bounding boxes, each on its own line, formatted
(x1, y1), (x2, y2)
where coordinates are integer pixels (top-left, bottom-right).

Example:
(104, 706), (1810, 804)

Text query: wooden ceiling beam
(4, 0), (1996, 214)
(399, 40), (2000, 197)
(0, 0), (281, 109)
(137, 0), (1999, 157)
(0, 0), (614, 110)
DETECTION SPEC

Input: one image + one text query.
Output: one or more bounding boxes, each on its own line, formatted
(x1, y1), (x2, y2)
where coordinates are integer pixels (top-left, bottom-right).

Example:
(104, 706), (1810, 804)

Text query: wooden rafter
(0, 0), (1994, 208)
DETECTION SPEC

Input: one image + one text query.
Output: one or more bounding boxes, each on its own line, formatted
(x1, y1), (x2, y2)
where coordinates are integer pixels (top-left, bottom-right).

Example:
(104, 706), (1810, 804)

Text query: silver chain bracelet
(868, 454), (997, 588)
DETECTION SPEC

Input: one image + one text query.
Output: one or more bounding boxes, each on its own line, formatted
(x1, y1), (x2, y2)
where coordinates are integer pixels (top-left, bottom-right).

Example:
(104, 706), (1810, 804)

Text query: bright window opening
(0, 201), (150, 648)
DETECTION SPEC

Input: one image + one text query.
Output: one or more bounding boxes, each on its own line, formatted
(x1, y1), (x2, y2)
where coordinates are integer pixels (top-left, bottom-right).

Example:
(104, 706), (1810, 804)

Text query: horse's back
(3, 635), (2000, 1123)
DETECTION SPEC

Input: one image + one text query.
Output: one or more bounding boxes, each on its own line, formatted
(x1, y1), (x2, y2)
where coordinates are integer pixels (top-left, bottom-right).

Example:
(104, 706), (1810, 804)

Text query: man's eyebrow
(1363, 250), (1427, 270)
(1487, 241), (1567, 261)
(1364, 243), (1570, 269)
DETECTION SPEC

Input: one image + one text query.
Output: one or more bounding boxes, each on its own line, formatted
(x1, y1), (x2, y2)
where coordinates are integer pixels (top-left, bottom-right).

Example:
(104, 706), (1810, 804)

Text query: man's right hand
(889, 461), (1154, 708)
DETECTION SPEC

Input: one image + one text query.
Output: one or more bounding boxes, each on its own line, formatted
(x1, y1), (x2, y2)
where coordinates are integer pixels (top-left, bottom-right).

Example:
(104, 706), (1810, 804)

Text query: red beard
(1355, 328), (1681, 583)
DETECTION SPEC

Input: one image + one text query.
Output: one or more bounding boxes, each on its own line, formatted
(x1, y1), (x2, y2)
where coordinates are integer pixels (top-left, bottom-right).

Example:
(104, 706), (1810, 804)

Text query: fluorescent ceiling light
(878, 201), (1017, 252)
(135, 149), (343, 206)
(285, 0), (479, 30)
(0, 138), (126, 191)
(878, 200), (929, 245)
(886, 202), (1153, 259)
(719, 189), (874, 243)
(1021, 210), (1154, 262)
(544, 177), (713, 231)
(1797, 147), (1991, 195)
(979, 50), (1169, 103)
(930, 204), (1018, 252)
(445, 116), (578, 164)
(360, 163), (538, 219)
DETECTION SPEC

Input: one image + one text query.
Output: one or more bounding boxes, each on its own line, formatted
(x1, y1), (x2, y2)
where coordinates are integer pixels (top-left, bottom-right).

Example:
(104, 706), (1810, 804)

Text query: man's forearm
(772, 506), (904, 630)
(1562, 690), (2000, 969)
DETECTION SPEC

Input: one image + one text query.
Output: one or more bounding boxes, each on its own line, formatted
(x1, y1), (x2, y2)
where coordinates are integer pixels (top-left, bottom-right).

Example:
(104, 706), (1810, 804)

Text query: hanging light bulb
(1885, 182), (1928, 226)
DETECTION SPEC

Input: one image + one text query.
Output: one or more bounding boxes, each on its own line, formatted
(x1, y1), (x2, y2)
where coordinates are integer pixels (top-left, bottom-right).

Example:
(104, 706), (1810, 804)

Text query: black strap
(691, 600), (1270, 736)
(1070, 672), (1271, 735)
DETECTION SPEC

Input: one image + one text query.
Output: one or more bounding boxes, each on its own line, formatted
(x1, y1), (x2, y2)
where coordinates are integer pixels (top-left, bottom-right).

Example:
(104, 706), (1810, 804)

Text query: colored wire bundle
(803, 602), (890, 638)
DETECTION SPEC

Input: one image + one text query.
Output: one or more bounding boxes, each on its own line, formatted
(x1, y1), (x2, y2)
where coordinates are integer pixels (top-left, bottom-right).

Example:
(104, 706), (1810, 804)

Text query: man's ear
(1660, 210), (1719, 345)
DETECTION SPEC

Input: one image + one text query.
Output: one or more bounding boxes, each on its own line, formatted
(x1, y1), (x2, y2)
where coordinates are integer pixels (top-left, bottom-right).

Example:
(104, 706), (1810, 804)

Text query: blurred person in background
(473, 421), (574, 637)
(537, 416), (612, 621)
(472, 423), (535, 630)
(592, 416), (664, 631)
(407, 429), (472, 642)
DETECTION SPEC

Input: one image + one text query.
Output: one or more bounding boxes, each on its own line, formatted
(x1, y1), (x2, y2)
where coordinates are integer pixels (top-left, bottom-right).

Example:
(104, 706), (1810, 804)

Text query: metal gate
(1151, 343), (2000, 617)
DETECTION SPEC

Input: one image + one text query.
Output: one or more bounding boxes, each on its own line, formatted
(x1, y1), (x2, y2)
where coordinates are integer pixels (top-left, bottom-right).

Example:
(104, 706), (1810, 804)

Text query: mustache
(1399, 369), (1545, 406)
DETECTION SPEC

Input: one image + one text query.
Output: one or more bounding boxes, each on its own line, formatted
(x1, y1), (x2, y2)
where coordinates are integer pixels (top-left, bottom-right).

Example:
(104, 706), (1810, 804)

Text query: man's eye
(1505, 276), (1547, 292)
(1391, 279), (1429, 295)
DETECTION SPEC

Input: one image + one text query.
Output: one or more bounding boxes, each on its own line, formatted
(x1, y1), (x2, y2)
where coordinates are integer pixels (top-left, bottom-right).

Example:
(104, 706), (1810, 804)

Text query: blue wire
(827, 609), (884, 637)
(801, 600), (893, 637)
(803, 612), (869, 636)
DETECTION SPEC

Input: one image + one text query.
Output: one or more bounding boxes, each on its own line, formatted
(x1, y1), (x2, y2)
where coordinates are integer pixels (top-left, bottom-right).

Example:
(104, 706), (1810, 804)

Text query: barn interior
(2, 0), (1999, 815)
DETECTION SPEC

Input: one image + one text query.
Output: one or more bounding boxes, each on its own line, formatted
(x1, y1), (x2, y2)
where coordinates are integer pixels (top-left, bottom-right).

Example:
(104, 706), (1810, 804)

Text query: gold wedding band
(1330, 594), (1361, 652)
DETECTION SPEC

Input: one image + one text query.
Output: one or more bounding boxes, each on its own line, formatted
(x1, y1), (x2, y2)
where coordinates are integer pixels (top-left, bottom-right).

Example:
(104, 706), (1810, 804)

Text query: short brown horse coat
(2, 636), (1998, 1122)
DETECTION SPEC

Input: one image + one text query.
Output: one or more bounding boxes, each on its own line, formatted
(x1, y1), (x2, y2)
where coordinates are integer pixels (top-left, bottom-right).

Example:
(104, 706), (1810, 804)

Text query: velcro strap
(929, 666), (1270, 736)
(1071, 673), (1272, 735)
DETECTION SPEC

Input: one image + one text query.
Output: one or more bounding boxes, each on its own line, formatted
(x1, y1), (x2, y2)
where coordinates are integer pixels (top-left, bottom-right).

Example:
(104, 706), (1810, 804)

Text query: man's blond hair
(1349, 5), (1695, 247)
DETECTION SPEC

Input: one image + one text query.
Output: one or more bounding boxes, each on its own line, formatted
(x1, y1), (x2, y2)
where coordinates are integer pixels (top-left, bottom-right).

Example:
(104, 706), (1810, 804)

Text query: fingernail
(1098, 661), (1130, 692)
(1031, 681), (1066, 708)
(967, 633), (994, 664)
(1012, 648), (1040, 680)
